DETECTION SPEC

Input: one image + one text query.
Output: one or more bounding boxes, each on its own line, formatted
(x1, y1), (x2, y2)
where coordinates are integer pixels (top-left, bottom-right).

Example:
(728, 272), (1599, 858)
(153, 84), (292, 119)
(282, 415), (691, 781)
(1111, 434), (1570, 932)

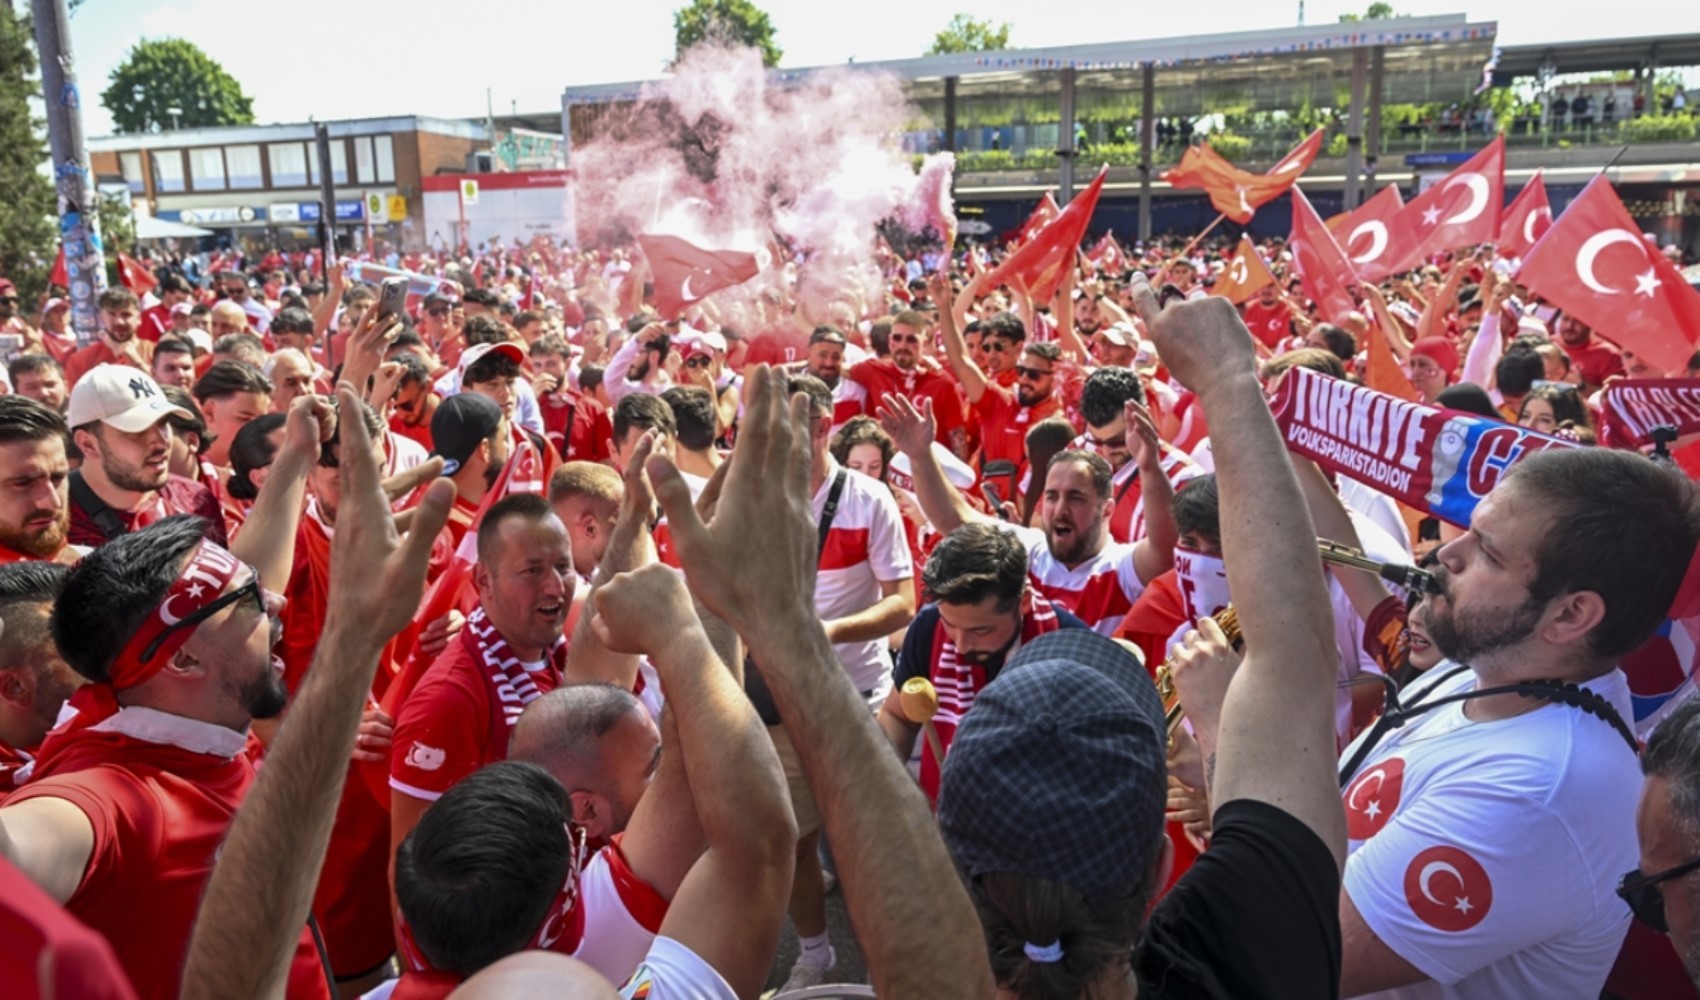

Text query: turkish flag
(116, 253), (157, 297)
(636, 234), (764, 320)
(983, 167), (1107, 305)
(49, 246), (68, 289)
(1497, 172), (1553, 260)
(1384, 135), (1505, 274)
(1089, 231), (1127, 274)
(1519, 174), (1700, 376)
(1164, 129), (1324, 224)
(1366, 319), (1419, 401)
(1290, 187), (1361, 324)
(1210, 236), (1275, 305)
(1016, 192), (1061, 245)
(1326, 184), (1405, 283)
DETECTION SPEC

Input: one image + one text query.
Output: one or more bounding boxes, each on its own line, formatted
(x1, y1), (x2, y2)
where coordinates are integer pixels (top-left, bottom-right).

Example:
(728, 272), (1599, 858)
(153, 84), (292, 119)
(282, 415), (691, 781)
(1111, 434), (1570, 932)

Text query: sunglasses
(1015, 365), (1054, 381)
(425, 307), (450, 317)
(889, 333), (920, 345)
(1530, 380), (1579, 394)
(0, 296), (18, 305)
(1618, 857), (1700, 933)
(138, 567), (265, 663)
(1088, 431), (1126, 450)
(685, 355), (714, 369)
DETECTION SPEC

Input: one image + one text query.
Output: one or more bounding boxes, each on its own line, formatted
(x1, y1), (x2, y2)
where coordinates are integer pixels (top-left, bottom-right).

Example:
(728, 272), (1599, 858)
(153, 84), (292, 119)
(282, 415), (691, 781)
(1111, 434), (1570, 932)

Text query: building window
(119, 152), (145, 194)
(187, 147), (226, 191)
(353, 136), (396, 185)
(374, 134), (395, 183)
(303, 141), (348, 186)
(269, 143), (308, 187)
(226, 145), (263, 189)
(353, 136), (373, 185)
(151, 150), (185, 193)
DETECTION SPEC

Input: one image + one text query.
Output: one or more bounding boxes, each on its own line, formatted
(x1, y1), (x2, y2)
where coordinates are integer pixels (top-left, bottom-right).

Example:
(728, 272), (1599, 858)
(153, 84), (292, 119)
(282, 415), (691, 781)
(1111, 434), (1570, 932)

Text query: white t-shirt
(1340, 665), (1640, 999)
(618, 936), (738, 1000)
(813, 462), (913, 698)
(1007, 524), (1147, 637)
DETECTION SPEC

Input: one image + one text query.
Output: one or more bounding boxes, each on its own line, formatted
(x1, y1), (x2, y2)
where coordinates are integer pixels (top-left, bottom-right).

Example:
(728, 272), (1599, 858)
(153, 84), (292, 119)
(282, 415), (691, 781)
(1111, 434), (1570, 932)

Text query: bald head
(448, 951), (617, 1000)
(511, 683), (645, 785)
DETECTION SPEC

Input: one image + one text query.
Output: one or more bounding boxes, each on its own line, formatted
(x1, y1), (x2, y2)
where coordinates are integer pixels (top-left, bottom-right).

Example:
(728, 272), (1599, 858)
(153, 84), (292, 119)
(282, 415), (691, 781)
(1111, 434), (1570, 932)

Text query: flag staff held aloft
(32, 0), (107, 347)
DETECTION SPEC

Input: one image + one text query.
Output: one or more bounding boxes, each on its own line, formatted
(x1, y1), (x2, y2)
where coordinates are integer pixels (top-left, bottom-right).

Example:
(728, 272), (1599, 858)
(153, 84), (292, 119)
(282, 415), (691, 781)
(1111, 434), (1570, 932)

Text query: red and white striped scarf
(462, 606), (567, 733)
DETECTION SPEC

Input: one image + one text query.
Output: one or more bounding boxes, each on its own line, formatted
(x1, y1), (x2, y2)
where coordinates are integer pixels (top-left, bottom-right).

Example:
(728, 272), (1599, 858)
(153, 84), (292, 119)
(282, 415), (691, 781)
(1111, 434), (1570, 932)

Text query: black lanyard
(1339, 665), (1639, 789)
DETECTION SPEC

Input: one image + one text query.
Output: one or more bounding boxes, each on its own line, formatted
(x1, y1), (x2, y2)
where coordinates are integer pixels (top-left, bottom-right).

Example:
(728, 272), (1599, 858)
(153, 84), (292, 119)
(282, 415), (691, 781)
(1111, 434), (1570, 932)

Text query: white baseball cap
(457, 341), (525, 378)
(67, 365), (192, 433)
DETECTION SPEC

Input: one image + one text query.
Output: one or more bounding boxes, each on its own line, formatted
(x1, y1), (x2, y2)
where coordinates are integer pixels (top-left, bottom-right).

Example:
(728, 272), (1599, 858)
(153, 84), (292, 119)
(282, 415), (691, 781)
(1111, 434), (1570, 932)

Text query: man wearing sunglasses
(847, 309), (968, 457)
(1629, 699), (1700, 987)
(938, 303), (1065, 493)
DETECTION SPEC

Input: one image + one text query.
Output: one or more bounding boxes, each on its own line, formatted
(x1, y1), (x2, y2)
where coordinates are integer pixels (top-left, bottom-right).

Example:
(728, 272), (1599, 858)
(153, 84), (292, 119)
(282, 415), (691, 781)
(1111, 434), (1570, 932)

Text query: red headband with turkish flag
(109, 540), (245, 690)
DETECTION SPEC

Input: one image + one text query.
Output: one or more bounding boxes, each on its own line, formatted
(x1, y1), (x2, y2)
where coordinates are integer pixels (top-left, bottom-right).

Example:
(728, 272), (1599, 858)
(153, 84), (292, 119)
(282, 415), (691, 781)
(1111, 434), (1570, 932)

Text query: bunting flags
(1164, 129), (1325, 224)
(1497, 173), (1553, 260)
(982, 166), (1107, 305)
(1210, 236), (1275, 305)
(1383, 135), (1505, 274)
(1327, 184), (1405, 283)
(1289, 187), (1361, 324)
(636, 234), (766, 320)
(1518, 175), (1700, 376)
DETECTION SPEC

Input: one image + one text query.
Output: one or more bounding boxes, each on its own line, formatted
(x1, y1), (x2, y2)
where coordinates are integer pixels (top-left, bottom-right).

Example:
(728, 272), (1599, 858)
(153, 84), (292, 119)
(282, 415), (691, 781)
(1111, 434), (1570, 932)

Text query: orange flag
(1164, 129), (1324, 224)
(984, 168), (1107, 305)
(1210, 236), (1275, 305)
(1366, 322), (1419, 402)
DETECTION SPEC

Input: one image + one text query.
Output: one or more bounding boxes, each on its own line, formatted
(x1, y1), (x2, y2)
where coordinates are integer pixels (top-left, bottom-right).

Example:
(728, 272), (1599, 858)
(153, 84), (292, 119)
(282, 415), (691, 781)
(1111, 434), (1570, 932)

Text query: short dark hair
(193, 359), (272, 405)
(1045, 449), (1113, 501)
(922, 524), (1029, 612)
(464, 351), (521, 388)
(1496, 349), (1544, 398)
(155, 336), (194, 359)
(984, 311), (1027, 344)
(892, 310), (930, 331)
(612, 392), (675, 445)
(226, 413), (287, 502)
(1505, 449), (1699, 659)
(394, 761), (572, 978)
(662, 386), (717, 452)
(462, 288), (502, 309)
(463, 315), (509, 347)
(98, 287), (139, 311)
(52, 515), (206, 684)
(530, 334), (570, 360)
(160, 386), (210, 457)
(1313, 323), (1356, 361)
(1079, 368), (1145, 428)
(392, 349), (431, 388)
(513, 310), (542, 329)
(0, 561), (70, 677)
(271, 307), (314, 336)
(868, 320), (891, 356)
(1644, 698), (1700, 836)
(787, 374), (833, 420)
(578, 366), (606, 394)
(1172, 474), (1220, 544)
(1024, 341), (1062, 365)
(157, 273), (191, 296)
(0, 396), (67, 445)
(8, 353), (62, 386)
(320, 400), (384, 467)
(476, 493), (557, 567)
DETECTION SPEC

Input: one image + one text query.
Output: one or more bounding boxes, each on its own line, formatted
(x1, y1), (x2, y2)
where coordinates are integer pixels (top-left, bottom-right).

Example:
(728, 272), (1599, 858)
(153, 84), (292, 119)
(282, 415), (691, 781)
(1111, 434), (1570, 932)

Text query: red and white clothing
(1339, 667), (1640, 999)
(1242, 299), (1295, 349)
(827, 377), (869, 436)
(0, 853), (137, 1000)
(972, 386), (1063, 482)
(847, 359), (966, 449)
(1058, 439), (1201, 545)
(537, 388), (613, 464)
(813, 462), (913, 701)
(6, 707), (331, 1000)
(618, 936), (739, 1000)
(67, 475), (228, 550)
(1005, 525), (1148, 637)
(0, 740), (32, 796)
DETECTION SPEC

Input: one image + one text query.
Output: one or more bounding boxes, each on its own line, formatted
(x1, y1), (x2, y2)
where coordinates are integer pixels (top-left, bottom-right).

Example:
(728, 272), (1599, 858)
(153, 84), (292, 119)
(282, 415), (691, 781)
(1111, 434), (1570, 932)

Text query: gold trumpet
(1156, 606), (1243, 750)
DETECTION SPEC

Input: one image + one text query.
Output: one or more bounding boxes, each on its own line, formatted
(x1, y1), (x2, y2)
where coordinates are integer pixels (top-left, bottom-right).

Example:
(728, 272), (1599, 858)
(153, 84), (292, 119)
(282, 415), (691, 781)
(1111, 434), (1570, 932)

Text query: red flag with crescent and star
(1088, 231), (1127, 274)
(116, 253), (158, 296)
(1497, 172), (1553, 261)
(1289, 187), (1361, 324)
(1383, 135), (1505, 274)
(1209, 235), (1274, 305)
(1015, 192), (1061, 245)
(1518, 174), (1700, 376)
(1326, 184), (1406, 283)
(982, 167), (1107, 306)
(636, 234), (765, 321)
(1163, 129), (1324, 224)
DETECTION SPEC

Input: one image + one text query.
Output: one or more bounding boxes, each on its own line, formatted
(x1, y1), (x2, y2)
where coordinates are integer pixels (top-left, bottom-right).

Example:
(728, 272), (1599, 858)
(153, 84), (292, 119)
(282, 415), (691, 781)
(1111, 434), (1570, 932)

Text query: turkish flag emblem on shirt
(1404, 845), (1493, 932)
(1344, 756), (1405, 840)
(1326, 184), (1405, 283)
(1289, 187), (1361, 324)
(1518, 174), (1700, 375)
(1385, 135), (1505, 274)
(636, 234), (765, 320)
(1210, 235), (1275, 305)
(1497, 172), (1553, 260)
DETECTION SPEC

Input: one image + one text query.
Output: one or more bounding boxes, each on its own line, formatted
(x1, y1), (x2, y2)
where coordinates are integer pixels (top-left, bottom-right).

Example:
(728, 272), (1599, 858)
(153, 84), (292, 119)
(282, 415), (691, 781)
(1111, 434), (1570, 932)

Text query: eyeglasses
(138, 568), (265, 663)
(425, 307), (450, 317)
(1618, 857), (1700, 933)
(1015, 365), (1054, 381)
(685, 355), (714, 369)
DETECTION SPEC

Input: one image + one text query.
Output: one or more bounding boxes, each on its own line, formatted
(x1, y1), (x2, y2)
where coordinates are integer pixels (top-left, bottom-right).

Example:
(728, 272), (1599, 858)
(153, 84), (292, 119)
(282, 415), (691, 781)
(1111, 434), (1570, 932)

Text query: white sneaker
(779, 958), (836, 992)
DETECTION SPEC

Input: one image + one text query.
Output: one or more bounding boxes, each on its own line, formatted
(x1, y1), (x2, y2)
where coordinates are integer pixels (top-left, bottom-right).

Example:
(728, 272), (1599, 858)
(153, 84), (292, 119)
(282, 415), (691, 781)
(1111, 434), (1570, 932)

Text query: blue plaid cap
(937, 629), (1167, 902)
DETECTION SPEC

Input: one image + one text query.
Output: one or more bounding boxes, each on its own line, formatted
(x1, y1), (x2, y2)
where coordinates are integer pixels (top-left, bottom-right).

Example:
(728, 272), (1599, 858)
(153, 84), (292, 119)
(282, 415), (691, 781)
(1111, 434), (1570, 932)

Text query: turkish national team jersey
(1339, 666), (1640, 1000)
(0, 853), (136, 1000)
(1241, 299), (1294, 348)
(1006, 524), (1147, 636)
(847, 359), (966, 446)
(829, 377), (869, 435)
(5, 709), (331, 1000)
(974, 384), (1063, 477)
(538, 388), (614, 464)
(812, 463), (913, 698)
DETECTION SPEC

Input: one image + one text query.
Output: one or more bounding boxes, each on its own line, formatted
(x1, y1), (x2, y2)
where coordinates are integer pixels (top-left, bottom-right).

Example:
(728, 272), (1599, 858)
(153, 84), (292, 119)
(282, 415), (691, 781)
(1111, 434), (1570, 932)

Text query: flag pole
(1158, 212), (1228, 283)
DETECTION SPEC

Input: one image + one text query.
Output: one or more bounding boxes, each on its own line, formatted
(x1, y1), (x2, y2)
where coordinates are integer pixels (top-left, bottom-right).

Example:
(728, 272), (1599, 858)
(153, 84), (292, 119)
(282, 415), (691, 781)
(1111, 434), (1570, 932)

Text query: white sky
(59, 0), (1695, 136)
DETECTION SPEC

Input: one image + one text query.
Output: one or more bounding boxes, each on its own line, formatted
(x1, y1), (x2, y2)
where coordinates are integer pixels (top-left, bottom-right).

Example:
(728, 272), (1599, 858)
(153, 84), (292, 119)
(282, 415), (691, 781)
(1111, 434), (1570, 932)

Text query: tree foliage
(673, 0), (781, 68)
(1339, 2), (1397, 21)
(927, 14), (1013, 55)
(0, 3), (58, 304)
(101, 38), (254, 134)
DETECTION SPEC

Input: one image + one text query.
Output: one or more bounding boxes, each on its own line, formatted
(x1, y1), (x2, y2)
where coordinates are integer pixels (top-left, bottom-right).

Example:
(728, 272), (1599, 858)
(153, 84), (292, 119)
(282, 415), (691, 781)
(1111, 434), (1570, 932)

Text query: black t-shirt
(893, 603), (1090, 688)
(1138, 799), (1341, 999)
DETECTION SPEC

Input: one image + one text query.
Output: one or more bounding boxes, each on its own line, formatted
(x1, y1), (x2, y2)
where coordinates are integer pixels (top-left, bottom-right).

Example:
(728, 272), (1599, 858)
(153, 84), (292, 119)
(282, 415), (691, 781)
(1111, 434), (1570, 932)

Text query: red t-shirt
(0, 854), (136, 1000)
(742, 328), (810, 369)
(0, 740), (31, 796)
(136, 305), (171, 344)
(68, 475), (228, 550)
(1241, 300), (1294, 349)
(847, 358), (967, 446)
(973, 383), (1063, 479)
(63, 340), (155, 389)
(1562, 336), (1626, 388)
(538, 389), (612, 464)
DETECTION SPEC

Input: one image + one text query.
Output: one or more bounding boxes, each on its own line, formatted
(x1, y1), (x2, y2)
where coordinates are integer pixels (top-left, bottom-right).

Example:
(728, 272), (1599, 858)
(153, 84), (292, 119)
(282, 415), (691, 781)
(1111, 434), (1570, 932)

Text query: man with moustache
(0, 398), (77, 565)
(65, 366), (226, 549)
(63, 288), (155, 387)
(804, 325), (868, 435)
(847, 309), (966, 456)
(877, 523), (1086, 802)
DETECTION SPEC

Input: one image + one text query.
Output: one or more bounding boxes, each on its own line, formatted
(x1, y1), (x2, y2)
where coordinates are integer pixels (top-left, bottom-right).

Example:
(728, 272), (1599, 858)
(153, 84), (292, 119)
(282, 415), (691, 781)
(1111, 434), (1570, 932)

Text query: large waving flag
(1497, 173), (1553, 260)
(1384, 135), (1505, 274)
(1518, 174), (1700, 376)
(1164, 129), (1325, 224)
(1327, 184), (1405, 283)
(1289, 187), (1361, 324)
(637, 234), (766, 320)
(1015, 192), (1061, 245)
(982, 166), (1107, 305)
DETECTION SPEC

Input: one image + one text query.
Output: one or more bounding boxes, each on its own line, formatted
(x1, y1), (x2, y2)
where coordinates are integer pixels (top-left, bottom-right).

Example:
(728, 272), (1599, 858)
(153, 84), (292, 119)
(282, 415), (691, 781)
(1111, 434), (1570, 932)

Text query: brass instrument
(1317, 539), (1440, 595)
(1156, 606), (1243, 750)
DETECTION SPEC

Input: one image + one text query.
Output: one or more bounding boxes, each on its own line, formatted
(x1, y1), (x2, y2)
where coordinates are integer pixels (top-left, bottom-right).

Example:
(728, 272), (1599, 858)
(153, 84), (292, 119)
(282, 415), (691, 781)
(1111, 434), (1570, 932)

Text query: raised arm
(1360, 282), (1413, 360)
(563, 432), (660, 690)
(230, 394), (331, 599)
(1131, 275), (1346, 869)
(1127, 398), (1179, 585)
(930, 272), (989, 404)
(877, 392), (982, 535)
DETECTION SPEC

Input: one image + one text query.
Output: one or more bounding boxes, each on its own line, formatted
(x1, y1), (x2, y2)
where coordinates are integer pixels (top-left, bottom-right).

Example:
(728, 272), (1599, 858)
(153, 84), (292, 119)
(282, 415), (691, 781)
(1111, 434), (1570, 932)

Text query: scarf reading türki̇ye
(463, 606), (568, 760)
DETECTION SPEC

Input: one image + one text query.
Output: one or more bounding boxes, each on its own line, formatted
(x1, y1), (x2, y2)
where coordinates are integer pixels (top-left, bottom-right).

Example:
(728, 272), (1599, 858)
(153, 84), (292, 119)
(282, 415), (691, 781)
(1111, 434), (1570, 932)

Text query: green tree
(1339, 2), (1397, 21)
(927, 13), (1012, 55)
(0, 3), (58, 304)
(673, 0), (781, 68)
(101, 38), (254, 134)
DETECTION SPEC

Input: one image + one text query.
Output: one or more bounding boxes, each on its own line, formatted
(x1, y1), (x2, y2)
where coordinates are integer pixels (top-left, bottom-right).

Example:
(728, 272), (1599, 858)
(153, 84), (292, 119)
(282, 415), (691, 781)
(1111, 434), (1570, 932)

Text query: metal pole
(1343, 47), (1369, 212)
(314, 123), (337, 271)
(943, 76), (958, 153)
(1057, 67), (1077, 204)
(1367, 47), (1385, 191)
(1139, 63), (1155, 242)
(32, 0), (106, 347)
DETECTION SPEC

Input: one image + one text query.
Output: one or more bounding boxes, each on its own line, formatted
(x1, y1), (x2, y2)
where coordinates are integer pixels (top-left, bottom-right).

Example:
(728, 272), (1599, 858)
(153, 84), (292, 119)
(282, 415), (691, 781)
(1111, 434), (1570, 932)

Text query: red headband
(109, 540), (244, 690)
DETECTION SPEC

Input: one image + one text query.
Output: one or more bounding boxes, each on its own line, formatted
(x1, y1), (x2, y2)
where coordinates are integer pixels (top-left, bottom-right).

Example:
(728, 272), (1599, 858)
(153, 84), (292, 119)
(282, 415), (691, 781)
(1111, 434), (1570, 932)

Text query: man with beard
(0, 493), (333, 998)
(1631, 699), (1700, 991)
(9, 355), (68, 415)
(877, 523), (1086, 802)
(805, 326), (868, 435)
(884, 394), (1175, 637)
(0, 398), (76, 565)
(606, 321), (675, 404)
(0, 561), (80, 792)
(847, 310), (967, 457)
(65, 365), (226, 549)
(1554, 313), (1625, 392)
(936, 300), (1065, 489)
(1321, 449), (1698, 998)
(63, 288), (155, 388)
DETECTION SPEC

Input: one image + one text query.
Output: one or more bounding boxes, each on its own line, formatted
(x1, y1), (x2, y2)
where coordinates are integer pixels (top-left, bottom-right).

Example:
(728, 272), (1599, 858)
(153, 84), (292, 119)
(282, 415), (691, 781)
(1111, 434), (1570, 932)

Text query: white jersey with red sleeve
(813, 463), (913, 700)
(618, 936), (738, 1000)
(1006, 524), (1146, 636)
(1339, 667), (1640, 1000)
(829, 377), (869, 436)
